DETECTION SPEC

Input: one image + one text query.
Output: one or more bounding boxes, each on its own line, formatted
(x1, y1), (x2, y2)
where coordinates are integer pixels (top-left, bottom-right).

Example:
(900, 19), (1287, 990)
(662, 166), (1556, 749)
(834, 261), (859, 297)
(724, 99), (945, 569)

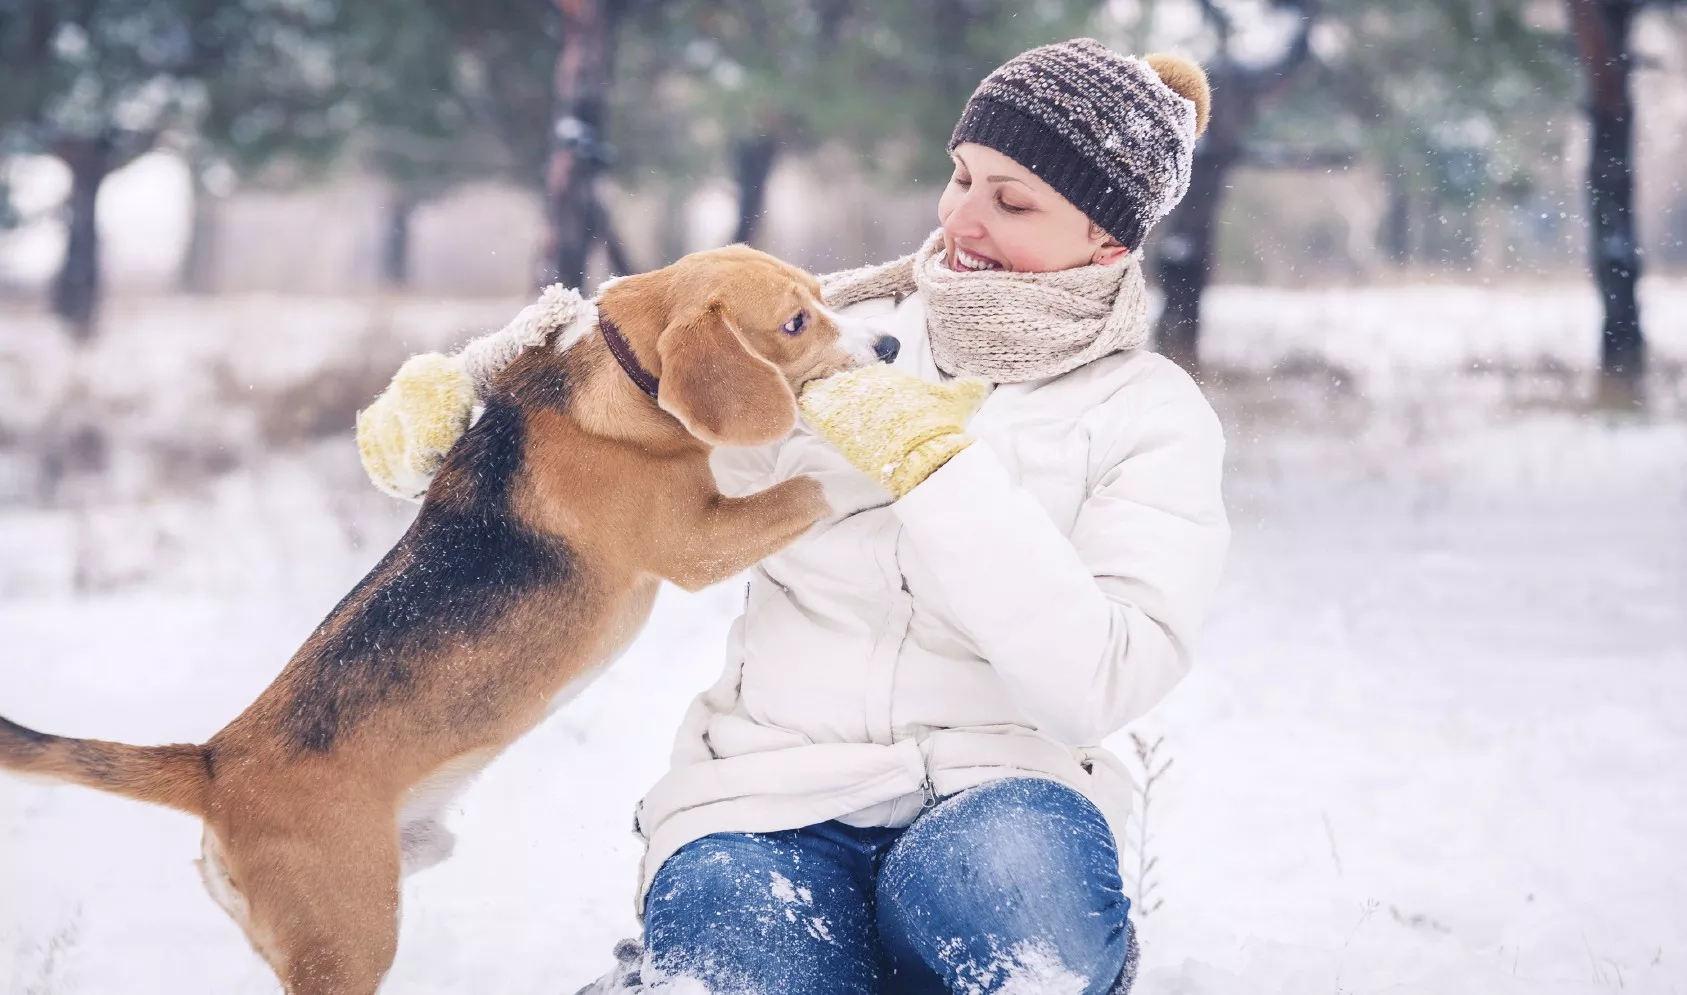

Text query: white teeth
(953, 248), (1001, 271)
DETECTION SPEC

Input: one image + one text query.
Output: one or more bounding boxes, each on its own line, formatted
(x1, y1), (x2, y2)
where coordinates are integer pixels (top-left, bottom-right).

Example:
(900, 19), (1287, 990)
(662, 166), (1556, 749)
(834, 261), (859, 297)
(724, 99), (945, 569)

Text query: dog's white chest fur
(396, 752), (495, 875)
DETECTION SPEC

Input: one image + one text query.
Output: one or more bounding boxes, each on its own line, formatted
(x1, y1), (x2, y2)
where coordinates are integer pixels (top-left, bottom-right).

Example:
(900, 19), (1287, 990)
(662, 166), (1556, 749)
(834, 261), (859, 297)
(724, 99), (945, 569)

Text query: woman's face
(937, 142), (1127, 274)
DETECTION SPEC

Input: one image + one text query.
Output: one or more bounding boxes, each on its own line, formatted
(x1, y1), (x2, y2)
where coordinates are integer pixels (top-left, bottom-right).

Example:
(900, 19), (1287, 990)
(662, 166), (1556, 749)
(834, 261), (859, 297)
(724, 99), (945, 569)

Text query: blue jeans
(642, 777), (1138, 995)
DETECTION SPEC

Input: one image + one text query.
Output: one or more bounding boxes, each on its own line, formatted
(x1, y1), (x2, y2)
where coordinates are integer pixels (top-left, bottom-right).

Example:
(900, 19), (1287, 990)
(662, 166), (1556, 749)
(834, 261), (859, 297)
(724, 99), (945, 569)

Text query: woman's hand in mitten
(356, 353), (476, 501)
(797, 364), (990, 499)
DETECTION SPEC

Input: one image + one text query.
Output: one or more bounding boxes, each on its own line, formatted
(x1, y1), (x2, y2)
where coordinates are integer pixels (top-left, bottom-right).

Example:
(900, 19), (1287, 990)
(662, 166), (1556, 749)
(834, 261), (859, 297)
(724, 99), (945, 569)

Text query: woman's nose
(943, 189), (988, 237)
(873, 336), (901, 364)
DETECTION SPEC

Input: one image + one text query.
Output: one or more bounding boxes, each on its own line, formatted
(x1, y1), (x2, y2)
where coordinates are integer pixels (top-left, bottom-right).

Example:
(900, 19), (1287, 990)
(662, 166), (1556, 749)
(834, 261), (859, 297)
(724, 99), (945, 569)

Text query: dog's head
(597, 245), (898, 448)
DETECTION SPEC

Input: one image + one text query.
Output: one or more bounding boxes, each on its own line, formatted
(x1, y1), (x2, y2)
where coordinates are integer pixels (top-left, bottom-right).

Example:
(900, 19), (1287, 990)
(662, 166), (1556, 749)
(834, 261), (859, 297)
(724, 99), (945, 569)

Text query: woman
(359, 39), (1227, 995)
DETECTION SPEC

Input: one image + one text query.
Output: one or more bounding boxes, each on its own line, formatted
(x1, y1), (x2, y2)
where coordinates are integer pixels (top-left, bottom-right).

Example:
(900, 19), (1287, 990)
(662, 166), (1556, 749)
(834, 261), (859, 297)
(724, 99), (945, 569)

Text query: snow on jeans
(643, 777), (1140, 994)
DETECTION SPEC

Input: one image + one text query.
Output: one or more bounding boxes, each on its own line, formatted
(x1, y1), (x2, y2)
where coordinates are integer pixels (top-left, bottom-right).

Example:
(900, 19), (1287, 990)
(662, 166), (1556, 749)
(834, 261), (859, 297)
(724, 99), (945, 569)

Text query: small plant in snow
(16, 908), (82, 995)
(1126, 731), (1173, 917)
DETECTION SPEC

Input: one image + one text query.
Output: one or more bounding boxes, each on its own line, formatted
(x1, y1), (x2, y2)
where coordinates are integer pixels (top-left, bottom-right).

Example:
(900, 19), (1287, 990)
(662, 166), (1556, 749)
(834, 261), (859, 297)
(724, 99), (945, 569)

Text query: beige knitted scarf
(819, 228), (1150, 383)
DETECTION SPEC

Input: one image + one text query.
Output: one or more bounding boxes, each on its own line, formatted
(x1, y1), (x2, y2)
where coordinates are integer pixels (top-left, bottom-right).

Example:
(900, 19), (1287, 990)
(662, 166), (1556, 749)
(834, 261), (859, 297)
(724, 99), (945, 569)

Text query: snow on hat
(949, 38), (1211, 249)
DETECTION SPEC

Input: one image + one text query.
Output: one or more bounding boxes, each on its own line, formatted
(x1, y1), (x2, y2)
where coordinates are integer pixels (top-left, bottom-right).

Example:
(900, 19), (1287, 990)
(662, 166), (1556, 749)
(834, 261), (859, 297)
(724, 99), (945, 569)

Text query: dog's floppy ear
(657, 301), (797, 447)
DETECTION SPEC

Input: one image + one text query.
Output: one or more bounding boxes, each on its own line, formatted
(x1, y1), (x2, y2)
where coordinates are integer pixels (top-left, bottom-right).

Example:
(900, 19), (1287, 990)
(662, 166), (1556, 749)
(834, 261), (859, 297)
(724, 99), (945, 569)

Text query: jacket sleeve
(708, 442), (781, 497)
(892, 378), (1230, 745)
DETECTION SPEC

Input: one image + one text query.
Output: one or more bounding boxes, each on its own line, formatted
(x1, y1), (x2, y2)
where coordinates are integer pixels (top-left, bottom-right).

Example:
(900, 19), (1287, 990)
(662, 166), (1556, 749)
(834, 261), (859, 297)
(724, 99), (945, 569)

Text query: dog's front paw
(789, 473), (834, 522)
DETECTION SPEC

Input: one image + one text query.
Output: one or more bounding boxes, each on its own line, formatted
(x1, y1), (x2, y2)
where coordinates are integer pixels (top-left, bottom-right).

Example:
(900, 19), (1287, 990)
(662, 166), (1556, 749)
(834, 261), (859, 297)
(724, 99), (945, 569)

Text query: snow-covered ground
(2, 283), (1685, 994)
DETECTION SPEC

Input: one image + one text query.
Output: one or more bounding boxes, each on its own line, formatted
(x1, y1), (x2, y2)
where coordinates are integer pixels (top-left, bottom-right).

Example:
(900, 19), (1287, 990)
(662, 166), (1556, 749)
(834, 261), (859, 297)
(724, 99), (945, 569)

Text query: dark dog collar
(599, 311), (660, 399)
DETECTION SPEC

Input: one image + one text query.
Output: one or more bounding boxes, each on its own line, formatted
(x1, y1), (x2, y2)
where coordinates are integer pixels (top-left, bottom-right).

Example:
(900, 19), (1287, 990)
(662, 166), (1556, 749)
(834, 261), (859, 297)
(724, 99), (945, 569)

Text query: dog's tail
(0, 714), (208, 815)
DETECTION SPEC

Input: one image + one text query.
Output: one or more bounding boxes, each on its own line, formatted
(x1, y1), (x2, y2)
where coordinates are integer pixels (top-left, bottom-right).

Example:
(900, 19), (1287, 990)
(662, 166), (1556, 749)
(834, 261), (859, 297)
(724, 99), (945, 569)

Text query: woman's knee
(877, 778), (1132, 994)
(644, 832), (877, 993)
(884, 777), (1124, 899)
(646, 833), (784, 914)
(646, 832), (826, 944)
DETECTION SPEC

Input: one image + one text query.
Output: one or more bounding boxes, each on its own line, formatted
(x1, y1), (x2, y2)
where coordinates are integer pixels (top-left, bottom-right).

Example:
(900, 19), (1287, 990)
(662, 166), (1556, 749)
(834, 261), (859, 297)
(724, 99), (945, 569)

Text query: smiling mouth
(949, 246), (1005, 272)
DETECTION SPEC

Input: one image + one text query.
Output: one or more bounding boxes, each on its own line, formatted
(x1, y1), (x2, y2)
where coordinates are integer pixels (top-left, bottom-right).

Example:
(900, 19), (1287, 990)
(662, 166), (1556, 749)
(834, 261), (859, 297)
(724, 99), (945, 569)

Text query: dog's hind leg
(233, 820), (403, 995)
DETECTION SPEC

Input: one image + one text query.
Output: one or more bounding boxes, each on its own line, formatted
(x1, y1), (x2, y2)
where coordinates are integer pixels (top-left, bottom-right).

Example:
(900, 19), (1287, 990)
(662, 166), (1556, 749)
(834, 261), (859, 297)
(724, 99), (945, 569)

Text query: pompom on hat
(949, 38), (1211, 250)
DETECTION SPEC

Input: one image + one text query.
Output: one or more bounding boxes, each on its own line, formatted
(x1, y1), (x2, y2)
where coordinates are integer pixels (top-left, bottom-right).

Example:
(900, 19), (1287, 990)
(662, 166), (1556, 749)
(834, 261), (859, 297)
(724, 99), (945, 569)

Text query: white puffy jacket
(632, 289), (1230, 911)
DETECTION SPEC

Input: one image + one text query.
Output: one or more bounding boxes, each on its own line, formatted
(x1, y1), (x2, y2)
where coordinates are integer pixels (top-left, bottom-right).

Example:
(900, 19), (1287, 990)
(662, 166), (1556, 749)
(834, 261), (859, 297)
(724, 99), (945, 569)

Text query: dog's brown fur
(0, 245), (883, 994)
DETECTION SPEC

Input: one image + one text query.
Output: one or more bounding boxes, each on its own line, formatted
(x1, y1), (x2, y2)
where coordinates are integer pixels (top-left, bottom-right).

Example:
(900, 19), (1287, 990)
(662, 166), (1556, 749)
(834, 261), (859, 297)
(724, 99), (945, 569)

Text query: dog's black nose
(873, 336), (901, 364)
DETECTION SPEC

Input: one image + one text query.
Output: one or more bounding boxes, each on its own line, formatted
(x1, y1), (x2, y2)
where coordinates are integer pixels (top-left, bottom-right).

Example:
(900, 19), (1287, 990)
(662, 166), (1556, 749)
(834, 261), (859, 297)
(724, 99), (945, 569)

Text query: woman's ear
(1087, 221), (1129, 266)
(1091, 241), (1129, 266)
(656, 302), (798, 448)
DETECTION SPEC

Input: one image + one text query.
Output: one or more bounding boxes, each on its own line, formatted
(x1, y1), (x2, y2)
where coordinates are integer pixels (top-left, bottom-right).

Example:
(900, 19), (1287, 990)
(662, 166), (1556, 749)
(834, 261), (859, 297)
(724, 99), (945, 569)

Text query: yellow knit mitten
(356, 353), (477, 501)
(798, 364), (991, 498)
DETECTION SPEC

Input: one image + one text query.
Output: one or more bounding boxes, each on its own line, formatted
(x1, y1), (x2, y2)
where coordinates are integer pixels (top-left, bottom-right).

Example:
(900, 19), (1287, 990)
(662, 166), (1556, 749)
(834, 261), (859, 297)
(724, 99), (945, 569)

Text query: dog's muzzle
(827, 305), (900, 368)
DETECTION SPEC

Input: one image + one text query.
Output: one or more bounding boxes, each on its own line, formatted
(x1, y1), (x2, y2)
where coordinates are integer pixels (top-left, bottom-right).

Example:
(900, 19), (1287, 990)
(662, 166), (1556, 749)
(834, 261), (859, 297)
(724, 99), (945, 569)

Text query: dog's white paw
(399, 818), (457, 875)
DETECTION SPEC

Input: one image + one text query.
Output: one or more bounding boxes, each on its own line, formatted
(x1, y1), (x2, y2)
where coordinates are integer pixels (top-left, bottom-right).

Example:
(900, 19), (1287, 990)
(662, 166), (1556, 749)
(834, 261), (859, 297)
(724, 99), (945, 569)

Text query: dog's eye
(782, 312), (807, 336)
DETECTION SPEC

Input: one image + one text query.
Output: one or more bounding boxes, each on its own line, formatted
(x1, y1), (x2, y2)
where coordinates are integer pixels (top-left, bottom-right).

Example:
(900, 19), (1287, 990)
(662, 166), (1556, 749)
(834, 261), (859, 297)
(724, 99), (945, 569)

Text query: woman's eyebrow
(950, 153), (1030, 187)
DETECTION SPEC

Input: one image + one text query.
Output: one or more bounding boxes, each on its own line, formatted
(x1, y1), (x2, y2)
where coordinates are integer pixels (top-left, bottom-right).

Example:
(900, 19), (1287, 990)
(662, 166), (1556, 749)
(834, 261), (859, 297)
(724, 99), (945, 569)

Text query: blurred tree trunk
(50, 136), (113, 339)
(1566, 0), (1645, 402)
(1153, 2), (1316, 374)
(732, 129), (781, 245)
(178, 158), (221, 295)
(591, 196), (635, 276)
(383, 190), (419, 289)
(1380, 174), (1412, 265)
(540, 0), (625, 290)
(1152, 109), (1242, 373)
(658, 182), (688, 264)
(728, 0), (848, 249)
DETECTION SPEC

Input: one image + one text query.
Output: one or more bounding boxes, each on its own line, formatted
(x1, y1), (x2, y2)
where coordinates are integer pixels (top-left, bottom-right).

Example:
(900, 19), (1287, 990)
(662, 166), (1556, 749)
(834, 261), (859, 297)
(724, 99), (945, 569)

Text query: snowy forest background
(2, 1), (1685, 993)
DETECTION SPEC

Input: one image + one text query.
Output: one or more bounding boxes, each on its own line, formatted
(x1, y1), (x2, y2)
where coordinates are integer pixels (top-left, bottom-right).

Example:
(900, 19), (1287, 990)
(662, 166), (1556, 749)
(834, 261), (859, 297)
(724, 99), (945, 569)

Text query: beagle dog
(0, 245), (898, 995)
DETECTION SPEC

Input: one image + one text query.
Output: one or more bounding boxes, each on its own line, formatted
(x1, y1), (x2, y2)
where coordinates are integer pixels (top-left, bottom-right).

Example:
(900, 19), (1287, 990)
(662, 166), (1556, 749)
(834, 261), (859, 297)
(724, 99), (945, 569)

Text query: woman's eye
(997, 197), (1030, 215)
(953, 174), (971, 188)
(782, 312), (807, 336)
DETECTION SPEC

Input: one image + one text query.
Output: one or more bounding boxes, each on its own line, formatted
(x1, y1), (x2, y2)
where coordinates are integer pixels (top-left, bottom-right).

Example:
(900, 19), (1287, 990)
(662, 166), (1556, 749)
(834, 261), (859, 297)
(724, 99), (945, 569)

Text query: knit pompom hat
(949, 39), (1211, 250)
